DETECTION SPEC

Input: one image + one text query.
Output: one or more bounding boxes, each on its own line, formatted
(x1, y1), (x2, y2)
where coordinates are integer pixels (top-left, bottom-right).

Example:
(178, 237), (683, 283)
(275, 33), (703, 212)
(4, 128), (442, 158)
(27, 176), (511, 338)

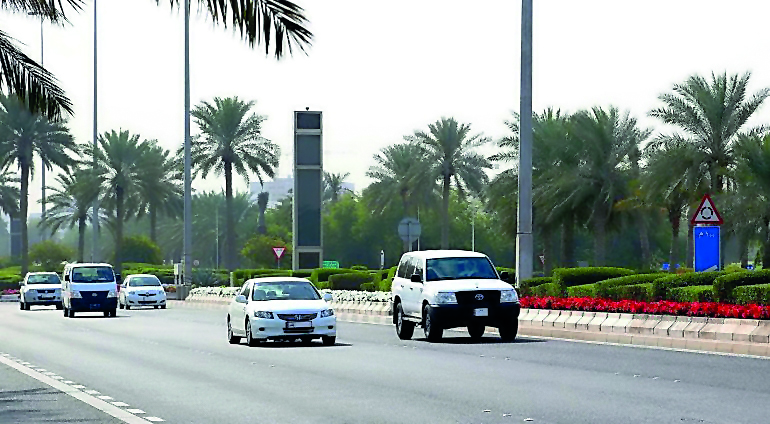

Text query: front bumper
(126, 293), (167, 307)
(23, 291), (62, 305)
(70, 297), (118, 312)
(429, 302), (520, 330)
(249, 316), (337, 341)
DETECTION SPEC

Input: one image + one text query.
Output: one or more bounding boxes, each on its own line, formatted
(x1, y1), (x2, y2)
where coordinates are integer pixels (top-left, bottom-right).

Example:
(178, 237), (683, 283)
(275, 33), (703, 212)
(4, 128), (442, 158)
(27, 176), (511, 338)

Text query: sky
(4, 0), (770, 215)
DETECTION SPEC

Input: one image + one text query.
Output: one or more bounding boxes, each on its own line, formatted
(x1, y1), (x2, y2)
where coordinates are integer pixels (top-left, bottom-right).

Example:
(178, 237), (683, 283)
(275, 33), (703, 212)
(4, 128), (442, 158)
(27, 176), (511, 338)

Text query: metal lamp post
(516, 0), (534, 286)
(27, 12), (45, 240)
(91, 0), (99, 262)
(183, 0), (192, 284)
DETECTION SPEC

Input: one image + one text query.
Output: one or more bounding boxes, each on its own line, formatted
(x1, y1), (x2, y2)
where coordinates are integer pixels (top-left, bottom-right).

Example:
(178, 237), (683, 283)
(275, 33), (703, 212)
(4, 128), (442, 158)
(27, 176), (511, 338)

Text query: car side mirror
(235, 294), (248, 304)
(410, 274), (423, 283)
(323, 293), (333, 302)
(500, 271), (509, 280)
(19, 281), (24, 287)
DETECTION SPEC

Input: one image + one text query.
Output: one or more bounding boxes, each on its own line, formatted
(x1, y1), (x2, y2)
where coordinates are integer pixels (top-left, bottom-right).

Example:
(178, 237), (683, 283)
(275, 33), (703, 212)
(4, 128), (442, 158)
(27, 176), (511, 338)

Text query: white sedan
(227, 277), (336, 346)
(119, 274), (167, 310)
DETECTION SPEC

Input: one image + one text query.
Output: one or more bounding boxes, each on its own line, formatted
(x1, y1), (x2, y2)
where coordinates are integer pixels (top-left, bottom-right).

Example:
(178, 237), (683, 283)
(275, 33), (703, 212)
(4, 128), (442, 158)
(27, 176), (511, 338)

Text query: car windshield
(27, 274), (61, 284)
(131, 276), (161, 287)
(425, 257), (498, 281)
(70, 266), (115, 283)
(252, 281), (321, 301)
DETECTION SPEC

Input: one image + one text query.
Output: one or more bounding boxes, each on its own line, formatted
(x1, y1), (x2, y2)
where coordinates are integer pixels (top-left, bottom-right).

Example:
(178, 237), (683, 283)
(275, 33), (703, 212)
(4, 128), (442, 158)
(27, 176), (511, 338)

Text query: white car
(391, 250), (520, 342)
(227, 277), (336, 346)
(119, 274), (167, 310)
(20, 272), (63, 311)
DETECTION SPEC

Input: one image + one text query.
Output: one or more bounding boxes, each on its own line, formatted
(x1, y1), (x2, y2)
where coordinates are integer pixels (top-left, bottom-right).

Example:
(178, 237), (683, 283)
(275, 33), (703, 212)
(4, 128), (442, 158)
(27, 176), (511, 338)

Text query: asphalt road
(0, 302), (768, 424)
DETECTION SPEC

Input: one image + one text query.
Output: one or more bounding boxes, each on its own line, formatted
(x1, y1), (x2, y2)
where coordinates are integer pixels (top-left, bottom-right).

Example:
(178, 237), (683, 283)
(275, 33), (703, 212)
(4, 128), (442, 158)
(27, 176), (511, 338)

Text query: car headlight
(320, 309), (334, 318)
(435, 292), (457, 304)
(71, 290), (82, 299)
(254, 311), (274, 319)
(500, 289), (519, 303)
(107, 290), (117, 298)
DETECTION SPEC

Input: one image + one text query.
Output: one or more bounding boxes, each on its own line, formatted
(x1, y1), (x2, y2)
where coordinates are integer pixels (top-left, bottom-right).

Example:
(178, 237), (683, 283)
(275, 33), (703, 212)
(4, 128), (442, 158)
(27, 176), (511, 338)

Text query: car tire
(499, 320), (518, 342)
(245, 320), (259, 347)
(395, 302), (414, 340)
(154, 306), (159, 309)
(125, 305), (131, 310)
(423, 304), (443, 342)
(227, 318), (241, 345)
(69, 310), (76, 318)
(56, 304), (63, 310)
(468, 323), (485, 340)
(119, 302), (124, 310)
(110, 309), (117, 317)
(19, 300), (24, 310)
(63, 306), (68, 317)
(322, 336), (336, 346)
(299, 337), (313, 345)
(103, 311), (110, 317)
(160, 305), (166, 309)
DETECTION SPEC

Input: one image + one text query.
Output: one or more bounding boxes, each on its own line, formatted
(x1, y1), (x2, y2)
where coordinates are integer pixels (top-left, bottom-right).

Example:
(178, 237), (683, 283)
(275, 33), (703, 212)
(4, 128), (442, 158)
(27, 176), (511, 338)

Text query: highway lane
(0, 302), (768, 424)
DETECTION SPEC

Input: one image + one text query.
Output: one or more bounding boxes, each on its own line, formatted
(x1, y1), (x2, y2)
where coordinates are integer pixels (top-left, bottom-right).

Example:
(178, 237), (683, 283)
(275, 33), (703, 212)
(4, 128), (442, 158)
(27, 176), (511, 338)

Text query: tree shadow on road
(416, 336), (547, 345)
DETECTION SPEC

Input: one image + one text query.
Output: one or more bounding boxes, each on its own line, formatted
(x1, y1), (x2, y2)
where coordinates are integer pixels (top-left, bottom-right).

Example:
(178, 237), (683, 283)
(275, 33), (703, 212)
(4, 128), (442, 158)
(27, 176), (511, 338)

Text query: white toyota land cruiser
(391, 250), (520, 342)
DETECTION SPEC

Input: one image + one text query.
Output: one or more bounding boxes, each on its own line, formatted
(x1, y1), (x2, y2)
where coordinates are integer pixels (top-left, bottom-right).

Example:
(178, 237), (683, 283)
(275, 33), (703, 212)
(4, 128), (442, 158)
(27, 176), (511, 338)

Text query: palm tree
(324, 171), (350, 204)
(365, 143), (436, 218)
(39, 168), (101, 262)
(257, 191), (269, 235)
(135, 141), (183, 244)
(733, 133), (770, 267)
(407, 118), (492, 249)
(92, 130), (154, 273)
(190, 96), (280, 270)
(552, 107), (650, 265)
(649, 72), (769, 194)
(0, 94), (76, 274)
(0, 166), (19, 217)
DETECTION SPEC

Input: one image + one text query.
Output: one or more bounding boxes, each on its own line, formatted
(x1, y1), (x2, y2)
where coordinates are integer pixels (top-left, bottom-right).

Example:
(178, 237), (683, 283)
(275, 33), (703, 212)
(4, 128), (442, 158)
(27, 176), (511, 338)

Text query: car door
(392, 255), (411, 315)
(401, 256), (421, 317)
(231, 283), (250, 334)
(120, 278), (129, 305)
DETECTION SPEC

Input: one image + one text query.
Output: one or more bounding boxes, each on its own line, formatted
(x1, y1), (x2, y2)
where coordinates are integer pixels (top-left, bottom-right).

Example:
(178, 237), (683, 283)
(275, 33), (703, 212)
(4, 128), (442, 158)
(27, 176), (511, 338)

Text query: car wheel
(245, 320), (259, 347)
(154, 306), (159, 309)
(499, 320), (518, 342)
(103, 311), (110, 317)
(63, 307), (68, 317)
(322, 336), (336, 346)
(395, 302), (414, 340)
(160, 305), (166, 309)
(227, 318), (241, 345)
(69, 310), (76, 318)
(56, 304), (63, 310)
(119, 302), (124, 310)
(468, 323), (485, 340)
(125, 304), (131, 310)
(423, 304), (443, 342)
(110, 309), (117, 317)
(19, 300), (24, 310)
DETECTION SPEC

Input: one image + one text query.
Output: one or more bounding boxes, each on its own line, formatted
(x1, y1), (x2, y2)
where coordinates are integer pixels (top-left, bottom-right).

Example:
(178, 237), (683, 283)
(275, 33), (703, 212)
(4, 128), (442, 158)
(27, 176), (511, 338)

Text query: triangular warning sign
(272, 247), (286, 259)
(691, 194), (723, 225)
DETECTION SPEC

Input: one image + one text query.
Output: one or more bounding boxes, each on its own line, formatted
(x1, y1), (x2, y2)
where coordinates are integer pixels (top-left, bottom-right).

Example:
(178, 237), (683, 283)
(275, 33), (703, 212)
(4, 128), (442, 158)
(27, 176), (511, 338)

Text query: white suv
(391, 250), (520, 342)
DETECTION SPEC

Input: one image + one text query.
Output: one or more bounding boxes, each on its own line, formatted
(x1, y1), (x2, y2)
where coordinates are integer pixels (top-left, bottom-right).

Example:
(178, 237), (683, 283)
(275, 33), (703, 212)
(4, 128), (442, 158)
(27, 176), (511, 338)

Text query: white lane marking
(72, 385), (86, 389)
(145, 417), (165, 422)
(112, 402), (130, 407)
(51, 376), (64, 380)
(127, 409), (146, 414)
(0, 355), (152, 424)
(98, 395), (114, 400)
(63, 380), (75, 384)
(85, 390), (101, 395)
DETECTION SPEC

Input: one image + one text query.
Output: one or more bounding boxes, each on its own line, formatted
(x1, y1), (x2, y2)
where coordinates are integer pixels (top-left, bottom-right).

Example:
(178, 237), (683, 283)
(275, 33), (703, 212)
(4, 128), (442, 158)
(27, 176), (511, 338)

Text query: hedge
(552, 267), (635, 293)
(328, 272), (374, 290)
(652, 271), (725, 300)
(310, 268), (356, 285)
(567, 284), (597, 298)
(351, 265), (368, 271)
(713, 270), (770, 302)
(668, 285), (715, 303)
(530, 282), (562, 297)
(291, 270), (314, 279)
(594, 273), (667, 298)
(605, 283), (654, 302)
(496, 267), (516, 285)
(734, 284), (770, 305)
(519, 277), (553, 297)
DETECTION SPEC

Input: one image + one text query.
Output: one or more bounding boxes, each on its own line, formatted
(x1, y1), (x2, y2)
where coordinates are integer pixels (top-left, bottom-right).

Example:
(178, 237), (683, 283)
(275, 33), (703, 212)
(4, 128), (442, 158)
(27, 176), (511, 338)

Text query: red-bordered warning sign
(690, 194), (723, 225)
(272, 247), (286, 259)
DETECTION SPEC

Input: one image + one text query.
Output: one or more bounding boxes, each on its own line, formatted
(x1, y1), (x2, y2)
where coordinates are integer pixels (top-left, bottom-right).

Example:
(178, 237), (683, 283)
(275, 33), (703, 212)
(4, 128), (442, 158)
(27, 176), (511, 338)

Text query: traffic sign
(691, 194), (723, 225)
(322, 261), (339, 269)
(272, 247), (286, 259)
(694, 226), (720, 272)
(398, 217), (421, 244)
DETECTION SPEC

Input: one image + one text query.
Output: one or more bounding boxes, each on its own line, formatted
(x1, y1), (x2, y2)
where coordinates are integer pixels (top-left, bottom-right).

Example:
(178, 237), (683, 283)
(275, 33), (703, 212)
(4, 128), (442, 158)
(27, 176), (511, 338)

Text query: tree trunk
(739, 234), (749, 269)
(561, 216), (575, 268)
(225, 162), (236, 271)
(257, 208), (266, 235)
(20, 160), (29, 276)
(638, 212), (651, 269)
(542, 227), (551, 275)
(150, 203), (157, 244)
(441, 173), (450, 249)
(77, 215), (86, 263)
(115, 186), (124, 274)
(686, 222), (694, 268)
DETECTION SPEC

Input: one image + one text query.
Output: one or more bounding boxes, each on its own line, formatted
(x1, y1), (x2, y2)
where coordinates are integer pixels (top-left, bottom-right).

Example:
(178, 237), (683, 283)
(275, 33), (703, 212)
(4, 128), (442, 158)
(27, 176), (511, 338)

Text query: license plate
(473, 308), (488, 317)
(90, 304), (100, 309)
(39, 297), (53, 300)
(286, 321), (312, 328)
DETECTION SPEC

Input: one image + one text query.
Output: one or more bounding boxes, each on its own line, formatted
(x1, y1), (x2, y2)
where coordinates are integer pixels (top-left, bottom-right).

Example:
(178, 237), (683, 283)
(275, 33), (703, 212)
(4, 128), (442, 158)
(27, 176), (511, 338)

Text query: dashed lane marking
(0, 354), (154, 424)
(112, 402), (130, 407)
(127, 409), (146, 414)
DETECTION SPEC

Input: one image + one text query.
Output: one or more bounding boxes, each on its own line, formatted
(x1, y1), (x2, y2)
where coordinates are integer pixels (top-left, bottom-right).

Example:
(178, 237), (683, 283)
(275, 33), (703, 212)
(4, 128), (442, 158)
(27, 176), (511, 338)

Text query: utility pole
(516, 0), (534, 286)
(91, 0), (99, 262)
(183, 0), (192, 284)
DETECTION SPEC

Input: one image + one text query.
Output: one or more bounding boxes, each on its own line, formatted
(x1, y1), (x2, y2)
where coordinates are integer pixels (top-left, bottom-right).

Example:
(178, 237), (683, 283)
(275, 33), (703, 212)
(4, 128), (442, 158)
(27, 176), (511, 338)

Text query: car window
(413, 260), (424, 279)
(71, 266), (115, 283)
(404, 257), (416, 278)
(426, 257), (498, 281)
(396, 257), (410, 278)
(252, 281), (321, 301)
(239, 283), (250, 298)
(131, 276), (161, 287)
(26, 274), (61, 284)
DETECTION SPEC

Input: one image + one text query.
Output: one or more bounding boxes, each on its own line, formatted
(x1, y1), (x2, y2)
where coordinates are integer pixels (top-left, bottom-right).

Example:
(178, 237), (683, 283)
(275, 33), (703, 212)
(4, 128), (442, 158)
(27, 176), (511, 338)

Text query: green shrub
(351, 265), (368, 271)
(668, 285), (715, 303)
(378, 278), (393, 292)
(29, 240), (73, 271)
(360, 282), (376, 292)
(552, 267), (635, 292)
(496, 267), (516, 284)
(291, 270), (313, 279)
(567, 284), (598, 298)
(713, 270), (770, 302)
(606, 283), (654, 302)
(310, 268), (356, 285)
(118, 236), (162, 265)
(594, 273), (667, 298)
(232, 269), (291, 286)
(652, 271), (724, 300)
(0, 281), (21, 292)
(121, 265), (176, 284)
(386, 266), (397, 280)
(519, 277), (553, 296)
(530, 282), (562, 297)
(733, 284), (770, 305)
(328, 272), (374, 290)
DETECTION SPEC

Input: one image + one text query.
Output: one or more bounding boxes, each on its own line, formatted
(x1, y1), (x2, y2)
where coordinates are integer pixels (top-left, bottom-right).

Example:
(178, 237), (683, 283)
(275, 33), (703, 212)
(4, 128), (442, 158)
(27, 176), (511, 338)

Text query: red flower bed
(520, 296), (770, 320)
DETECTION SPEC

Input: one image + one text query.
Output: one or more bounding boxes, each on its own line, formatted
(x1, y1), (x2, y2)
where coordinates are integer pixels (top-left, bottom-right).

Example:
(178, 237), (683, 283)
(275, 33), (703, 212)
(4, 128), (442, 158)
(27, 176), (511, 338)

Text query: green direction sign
(322, 260), (339, 269)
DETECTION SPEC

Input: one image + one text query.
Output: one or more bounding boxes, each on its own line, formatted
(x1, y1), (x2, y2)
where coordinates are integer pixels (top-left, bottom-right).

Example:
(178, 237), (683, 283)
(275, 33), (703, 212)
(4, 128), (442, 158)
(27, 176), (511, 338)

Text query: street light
(91, 0), (99, 261)
(516, 0), (534, 286)
(183, 0), (192, 284)
(28, 12), (45, 240)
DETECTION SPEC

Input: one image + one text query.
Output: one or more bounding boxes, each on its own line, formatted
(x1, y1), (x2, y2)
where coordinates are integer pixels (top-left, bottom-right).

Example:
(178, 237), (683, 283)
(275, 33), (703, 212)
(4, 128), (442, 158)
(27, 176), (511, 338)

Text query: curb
(0, 295), (20, 302)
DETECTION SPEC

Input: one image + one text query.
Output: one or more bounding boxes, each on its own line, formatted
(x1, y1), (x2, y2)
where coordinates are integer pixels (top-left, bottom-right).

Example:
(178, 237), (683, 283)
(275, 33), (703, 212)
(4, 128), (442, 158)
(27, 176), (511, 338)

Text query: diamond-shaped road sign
(272, 247), (286, 259)
(690, 194), (723, 225)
